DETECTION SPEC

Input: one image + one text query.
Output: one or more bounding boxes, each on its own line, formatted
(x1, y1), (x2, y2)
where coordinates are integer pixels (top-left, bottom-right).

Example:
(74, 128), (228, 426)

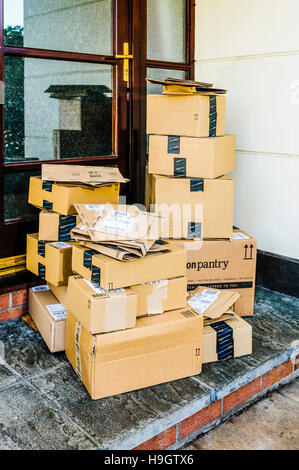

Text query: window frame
(131, 0), (194, 203)
(0, 0), (131, 258)
(0, 0), (195, 260)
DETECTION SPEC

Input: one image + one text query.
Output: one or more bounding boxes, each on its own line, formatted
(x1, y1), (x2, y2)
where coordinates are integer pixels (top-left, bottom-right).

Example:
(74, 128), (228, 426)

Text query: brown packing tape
(146, 280), (169, 315)
(84, 278), (129, 332)
(105, 294), (128, 331)
(75, 321), (82, 380)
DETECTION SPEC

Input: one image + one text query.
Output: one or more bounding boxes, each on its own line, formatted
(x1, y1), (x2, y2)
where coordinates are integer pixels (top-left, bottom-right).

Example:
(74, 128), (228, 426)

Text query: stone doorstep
(0, 286), (299, 450)
(132, 354), (299, 451)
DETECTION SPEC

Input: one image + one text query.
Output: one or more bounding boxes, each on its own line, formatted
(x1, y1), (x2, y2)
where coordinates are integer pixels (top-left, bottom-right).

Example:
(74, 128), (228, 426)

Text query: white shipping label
(99, 211), (136, 234)
(51, 242), (71, 249)
(187, 289), (220, 314)
(85, 204), (106, 211)
(32, 285), (50, 292)
(83, 279), (106, 295)
(46, 304), (67, 321)
(83, 278), (126, 295)
(232, 232), (250, 240)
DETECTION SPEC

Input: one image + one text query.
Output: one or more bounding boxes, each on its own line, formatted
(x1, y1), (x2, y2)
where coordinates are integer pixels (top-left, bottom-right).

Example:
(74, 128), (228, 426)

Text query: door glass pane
(4, 0), (113, 56)
(5, 171), (40, 221)
(146, 67), (186, 94)
(147, 0), (186, 62)
(4, 56), (113, 162)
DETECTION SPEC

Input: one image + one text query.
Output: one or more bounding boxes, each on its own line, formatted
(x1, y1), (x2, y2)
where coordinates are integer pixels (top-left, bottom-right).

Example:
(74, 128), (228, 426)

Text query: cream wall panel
(195, 56), (299, 155)
(230, 152), (299, 259)
(196, 0), (299, 60)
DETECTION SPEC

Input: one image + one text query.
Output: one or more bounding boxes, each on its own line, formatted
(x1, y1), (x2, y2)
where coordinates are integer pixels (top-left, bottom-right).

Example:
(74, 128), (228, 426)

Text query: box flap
(42, 164), (129, 184)
(146, 77), (226, 95)
(187, 286), (240, 319)
(74, 203), (165, 242)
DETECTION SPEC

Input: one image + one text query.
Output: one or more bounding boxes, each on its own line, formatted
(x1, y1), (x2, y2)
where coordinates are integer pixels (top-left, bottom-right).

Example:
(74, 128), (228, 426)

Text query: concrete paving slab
(0, 364), (18, 390)
(0, 383), (97, 450)
(30, 363), (210, 450)
(0, 319), (66, 378)
(247, 287), (299, 348)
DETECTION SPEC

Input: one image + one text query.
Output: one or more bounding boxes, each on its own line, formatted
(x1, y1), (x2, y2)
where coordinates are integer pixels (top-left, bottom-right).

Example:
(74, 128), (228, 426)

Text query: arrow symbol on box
(244, 244), (254, 260)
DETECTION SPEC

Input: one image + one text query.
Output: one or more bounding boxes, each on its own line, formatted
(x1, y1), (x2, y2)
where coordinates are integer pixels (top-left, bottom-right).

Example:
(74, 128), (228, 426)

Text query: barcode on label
(85, 204), (106, 210)
(51, 242), (71, 249)
(46, 304), (67, 321)
(32, 285), (50, 292)
(181, 309), (199, 318)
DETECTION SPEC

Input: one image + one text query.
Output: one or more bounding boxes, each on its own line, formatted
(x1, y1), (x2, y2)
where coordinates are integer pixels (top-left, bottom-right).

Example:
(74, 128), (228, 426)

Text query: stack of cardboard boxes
(26, 166), (123, 353)
(66, 227), (200, 399)
(147, 77), (255, 361)
(23, 77), (256, 401)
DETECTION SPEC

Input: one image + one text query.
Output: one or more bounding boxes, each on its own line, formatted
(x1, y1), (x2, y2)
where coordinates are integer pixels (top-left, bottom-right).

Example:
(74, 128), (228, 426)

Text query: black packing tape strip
(83, 250), (97, 270)
(42, 181), (54, 192)
(38, 241), (46, 257)
(91, 266), (101, 287)
(43, 200), (53, 211)
(187, 222), (202, 239)
(59, 215), (77, 241)
(168, 136), (180, 154)
(174, 158), (186, 177)
(209, 96), (217, 137)
(38, 263), (46, 279)
(211, 321), (234, 361)
(190, 178), (204, 192)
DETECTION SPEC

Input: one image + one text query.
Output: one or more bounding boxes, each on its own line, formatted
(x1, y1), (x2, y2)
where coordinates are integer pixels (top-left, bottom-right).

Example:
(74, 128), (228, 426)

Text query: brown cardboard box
(28, 176), (120, 215)
(39, 211), (79, 242)
(131, 276), (187, 317)
(145, 165), (153, 212)
(202, 311), (252, 364)
(67, 275), (138, 334)
(71, 242), (187, 290)
(42, 164), (128, 184)
(29, 285), (66, 353)
(168, 230), (257, 316)
(151, 174), (234, 240)
(48, 283), (68, 308)
(26, 234), (76, 286)
(147, 94), (226, 137)
(65, 307), (203, 400)
(187, 285), (240, 319)
(148, 135), (236, 179)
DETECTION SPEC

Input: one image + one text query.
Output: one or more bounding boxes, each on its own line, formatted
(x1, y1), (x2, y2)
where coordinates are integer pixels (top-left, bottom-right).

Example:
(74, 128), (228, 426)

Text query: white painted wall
(195, 0), (299, 259)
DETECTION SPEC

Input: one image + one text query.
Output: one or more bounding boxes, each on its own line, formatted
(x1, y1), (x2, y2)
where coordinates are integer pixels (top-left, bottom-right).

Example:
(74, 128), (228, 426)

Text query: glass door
(0, 0), (195, 259)
(0, 0), (132, 257)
